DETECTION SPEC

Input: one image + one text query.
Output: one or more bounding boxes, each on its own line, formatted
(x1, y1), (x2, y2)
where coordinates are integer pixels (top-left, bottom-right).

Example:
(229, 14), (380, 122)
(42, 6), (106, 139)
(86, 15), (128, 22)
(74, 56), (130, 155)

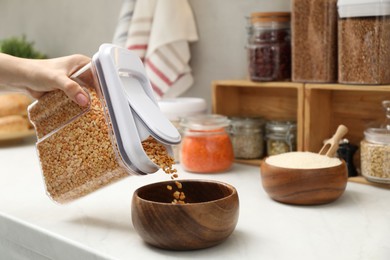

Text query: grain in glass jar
(180, 114), (234, 173)
(292, 0), (338, 83)
(158, 98), (207, 163)
(228, 117), (265, 159)
(338, 0), (390, 84)
(27, 44), (180, 203)
(246, 12), (291, 81)
(266, 120), (297, 156)
(361, 101), (390, 183)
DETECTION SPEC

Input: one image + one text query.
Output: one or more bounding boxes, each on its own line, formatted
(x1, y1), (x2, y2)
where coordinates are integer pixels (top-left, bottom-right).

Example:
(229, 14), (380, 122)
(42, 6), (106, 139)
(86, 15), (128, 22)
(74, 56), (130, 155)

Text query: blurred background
(0, 0), (290, 108)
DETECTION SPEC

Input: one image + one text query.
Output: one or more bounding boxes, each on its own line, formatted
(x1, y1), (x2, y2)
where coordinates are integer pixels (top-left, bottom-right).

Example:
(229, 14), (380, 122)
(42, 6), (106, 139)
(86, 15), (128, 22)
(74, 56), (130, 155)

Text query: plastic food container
(158, 97), (207, 162)
(28, 44), (180, 203)
(180, 114), (234, 173)
(360, 100), (390, 183)
(228, 116), (265, 159)
(338, 0), (390, 84)
(265, 120), (297, 156)
(292, 0), (338, 83)
(246, 12), (291, 82)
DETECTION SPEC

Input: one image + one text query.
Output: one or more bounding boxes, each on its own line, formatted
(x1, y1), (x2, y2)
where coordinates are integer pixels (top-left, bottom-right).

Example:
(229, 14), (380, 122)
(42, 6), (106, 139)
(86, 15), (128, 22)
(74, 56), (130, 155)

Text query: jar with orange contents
(180, 114), (234, 173)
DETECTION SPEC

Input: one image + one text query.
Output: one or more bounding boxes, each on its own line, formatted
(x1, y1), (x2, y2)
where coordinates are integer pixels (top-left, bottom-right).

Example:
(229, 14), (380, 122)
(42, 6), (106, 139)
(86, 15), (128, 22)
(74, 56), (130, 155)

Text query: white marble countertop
(0, 138), (389, 260)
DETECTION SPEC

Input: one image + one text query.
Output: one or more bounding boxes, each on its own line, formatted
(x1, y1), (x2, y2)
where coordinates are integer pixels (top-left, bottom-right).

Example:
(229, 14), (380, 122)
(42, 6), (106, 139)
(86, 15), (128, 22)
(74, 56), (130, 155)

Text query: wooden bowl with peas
(131, 179), (239, 250)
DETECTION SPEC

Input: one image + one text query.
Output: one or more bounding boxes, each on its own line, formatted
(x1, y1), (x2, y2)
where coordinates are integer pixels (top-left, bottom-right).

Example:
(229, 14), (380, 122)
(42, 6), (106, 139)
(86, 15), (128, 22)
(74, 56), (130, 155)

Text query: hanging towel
(112, 0), (137, 47)
(122, 0), (198, 99)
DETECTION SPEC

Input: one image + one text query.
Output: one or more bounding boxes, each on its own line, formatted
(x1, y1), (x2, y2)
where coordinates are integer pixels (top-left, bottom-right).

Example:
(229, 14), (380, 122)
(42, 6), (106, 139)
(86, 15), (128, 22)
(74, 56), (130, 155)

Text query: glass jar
(228, 117), (265, 159)
(158, 98), (207, 163)
(265, 120), (297, 156)
(292, 0), (338, 83)
(180, 114), (234, 173)
(338, 0), (390, 84)
(246, 12), (291, 81)
(361, 100), (390, 183)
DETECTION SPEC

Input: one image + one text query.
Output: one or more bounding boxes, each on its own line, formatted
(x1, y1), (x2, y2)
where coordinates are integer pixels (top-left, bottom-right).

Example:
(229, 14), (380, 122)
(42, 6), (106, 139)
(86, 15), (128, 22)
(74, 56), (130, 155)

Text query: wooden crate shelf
(212, 80), (305, 166)
(212, 80), (390, 167)
(304, 83), (390, 152)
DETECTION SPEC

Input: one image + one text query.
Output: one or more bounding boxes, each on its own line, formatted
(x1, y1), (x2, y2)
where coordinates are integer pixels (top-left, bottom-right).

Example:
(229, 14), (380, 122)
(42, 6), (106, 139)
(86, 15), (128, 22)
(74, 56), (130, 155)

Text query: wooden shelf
(304, 83), (390, 152)
(212, 80), (390, 167)
(212, 80), (305, 152)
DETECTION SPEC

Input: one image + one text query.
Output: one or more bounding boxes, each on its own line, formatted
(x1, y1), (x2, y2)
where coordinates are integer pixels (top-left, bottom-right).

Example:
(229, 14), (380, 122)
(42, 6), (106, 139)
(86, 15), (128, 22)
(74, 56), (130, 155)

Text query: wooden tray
(348, 176), (390, 189)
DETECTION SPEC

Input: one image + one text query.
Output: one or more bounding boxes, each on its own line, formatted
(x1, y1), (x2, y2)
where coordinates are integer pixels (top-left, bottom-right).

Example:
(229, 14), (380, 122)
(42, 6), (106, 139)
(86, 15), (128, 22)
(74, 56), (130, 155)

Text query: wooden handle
(319, 124), (349, 157)
(326, 124), (348, 157)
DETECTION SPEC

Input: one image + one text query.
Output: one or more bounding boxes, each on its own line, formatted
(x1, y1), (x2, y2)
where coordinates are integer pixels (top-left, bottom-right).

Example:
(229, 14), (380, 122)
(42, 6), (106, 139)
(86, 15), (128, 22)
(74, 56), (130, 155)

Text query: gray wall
(0, 0), (290, 109)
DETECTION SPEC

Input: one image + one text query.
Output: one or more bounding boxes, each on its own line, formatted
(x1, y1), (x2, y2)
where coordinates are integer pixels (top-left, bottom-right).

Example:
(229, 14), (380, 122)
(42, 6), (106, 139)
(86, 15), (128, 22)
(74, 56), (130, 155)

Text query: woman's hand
(0, 53), (91, 106)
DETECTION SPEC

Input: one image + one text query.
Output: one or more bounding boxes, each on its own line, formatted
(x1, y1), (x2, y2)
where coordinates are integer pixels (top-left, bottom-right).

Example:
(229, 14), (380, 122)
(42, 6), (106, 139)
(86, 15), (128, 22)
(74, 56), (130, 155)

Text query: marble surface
(0, 139), (389, 260)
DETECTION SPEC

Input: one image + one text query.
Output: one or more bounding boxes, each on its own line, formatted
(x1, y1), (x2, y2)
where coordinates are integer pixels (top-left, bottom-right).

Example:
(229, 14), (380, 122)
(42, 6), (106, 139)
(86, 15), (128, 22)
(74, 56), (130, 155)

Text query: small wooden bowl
(260, 159), (348, 205)
(131, 180), (239, 250)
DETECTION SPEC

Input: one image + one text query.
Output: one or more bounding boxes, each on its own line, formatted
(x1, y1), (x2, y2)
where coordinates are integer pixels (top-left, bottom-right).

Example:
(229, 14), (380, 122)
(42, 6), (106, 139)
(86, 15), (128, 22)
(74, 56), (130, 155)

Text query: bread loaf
(0, 93), (32, 117)
(0, 115), (30, 133)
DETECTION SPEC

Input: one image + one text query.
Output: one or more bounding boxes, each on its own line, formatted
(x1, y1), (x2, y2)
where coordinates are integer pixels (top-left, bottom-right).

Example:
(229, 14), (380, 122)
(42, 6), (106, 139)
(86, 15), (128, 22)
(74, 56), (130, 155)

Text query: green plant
(0, 35), (47, 59)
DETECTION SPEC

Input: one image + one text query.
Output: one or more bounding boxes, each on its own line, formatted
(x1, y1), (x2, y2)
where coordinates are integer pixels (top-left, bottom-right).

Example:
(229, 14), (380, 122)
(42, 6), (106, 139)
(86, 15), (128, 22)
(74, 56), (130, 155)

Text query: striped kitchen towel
(112, 0), (137, 47)
(124, 0), (198, 99)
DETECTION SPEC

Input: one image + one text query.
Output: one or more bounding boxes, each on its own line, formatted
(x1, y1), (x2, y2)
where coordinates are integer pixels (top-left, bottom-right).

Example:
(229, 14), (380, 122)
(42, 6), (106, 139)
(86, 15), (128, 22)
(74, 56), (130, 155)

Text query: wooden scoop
(319, 125), (348, 157)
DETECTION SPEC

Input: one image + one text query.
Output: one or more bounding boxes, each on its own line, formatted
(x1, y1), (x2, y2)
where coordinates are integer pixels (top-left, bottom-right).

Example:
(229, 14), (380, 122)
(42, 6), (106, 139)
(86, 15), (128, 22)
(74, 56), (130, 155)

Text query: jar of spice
(180, 114), (234, 173)
(361, 101), (390, 183)
(265, 120), (297, 156)
(338, 0), (390, 84)
(292, 0), (338, 83)
(158, 97), (207, 163)
(229, 116), (265, 159)
(246, 12), (291, 82)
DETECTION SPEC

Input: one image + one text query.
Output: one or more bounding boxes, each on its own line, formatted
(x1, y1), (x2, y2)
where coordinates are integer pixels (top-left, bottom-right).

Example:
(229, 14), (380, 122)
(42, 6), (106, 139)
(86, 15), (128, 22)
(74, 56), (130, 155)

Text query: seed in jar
(167, 185), (172, 190)
(292, 0), (338, 82)
(30, 88), (129, 203)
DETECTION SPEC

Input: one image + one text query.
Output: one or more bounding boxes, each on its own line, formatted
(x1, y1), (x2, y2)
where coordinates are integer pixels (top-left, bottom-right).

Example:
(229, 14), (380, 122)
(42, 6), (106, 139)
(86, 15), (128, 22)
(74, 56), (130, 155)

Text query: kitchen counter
(0, 138), (389, 260)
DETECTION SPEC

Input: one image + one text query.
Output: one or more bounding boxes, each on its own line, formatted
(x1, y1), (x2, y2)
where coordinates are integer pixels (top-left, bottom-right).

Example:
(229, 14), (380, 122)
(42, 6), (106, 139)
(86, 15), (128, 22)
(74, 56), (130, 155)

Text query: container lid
(86, 44), (181, 174)
(158, 97), (207, 121)
(180, 114), (230, 131)
(338, 0), (390, 18)
(229, 116), (265, 129)
(250, 12), (291, 23)
(266, 120), (297, 133)
(364, 128), (390, 144)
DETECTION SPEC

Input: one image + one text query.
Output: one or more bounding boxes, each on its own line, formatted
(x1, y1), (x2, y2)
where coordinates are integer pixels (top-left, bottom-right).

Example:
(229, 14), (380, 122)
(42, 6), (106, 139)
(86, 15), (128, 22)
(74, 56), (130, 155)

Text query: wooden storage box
(212, 80), (304, 165)
(304, 84), (390, 152)
(212, 80), (390, 168)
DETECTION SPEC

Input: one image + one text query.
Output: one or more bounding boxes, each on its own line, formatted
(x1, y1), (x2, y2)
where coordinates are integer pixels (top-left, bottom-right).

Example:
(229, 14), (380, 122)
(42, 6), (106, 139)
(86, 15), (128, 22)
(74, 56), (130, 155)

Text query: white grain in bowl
(265, 151), (342, 169)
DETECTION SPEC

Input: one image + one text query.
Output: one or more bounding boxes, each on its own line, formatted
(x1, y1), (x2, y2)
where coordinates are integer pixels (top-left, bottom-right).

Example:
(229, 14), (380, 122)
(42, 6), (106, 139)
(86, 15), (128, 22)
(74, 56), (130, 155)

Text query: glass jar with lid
(265, 120), (297, 156)
(158, 97), (207, 163)
(27, 44), (180, 203)
(180, 114), (234, 173)
(292, 0), (338, 83)
(361, 101), (390, 183)
(338, 0), (390, 84)
(246, 12), (291, 81)
(228, 116), (265, 159)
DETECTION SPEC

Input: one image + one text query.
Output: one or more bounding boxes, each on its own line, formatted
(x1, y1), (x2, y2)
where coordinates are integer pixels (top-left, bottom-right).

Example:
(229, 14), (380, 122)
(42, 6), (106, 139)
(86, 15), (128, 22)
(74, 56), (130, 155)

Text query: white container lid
(338, 0), (390, 18)
(158, 98), (207, 121)
(89, 44), (180, 174)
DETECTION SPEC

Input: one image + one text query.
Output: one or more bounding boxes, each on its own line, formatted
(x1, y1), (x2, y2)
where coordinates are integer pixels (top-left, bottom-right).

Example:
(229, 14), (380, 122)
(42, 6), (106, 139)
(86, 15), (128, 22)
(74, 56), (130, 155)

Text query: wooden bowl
(260, 158), (348, 205)
(131, 179), (239, 250)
